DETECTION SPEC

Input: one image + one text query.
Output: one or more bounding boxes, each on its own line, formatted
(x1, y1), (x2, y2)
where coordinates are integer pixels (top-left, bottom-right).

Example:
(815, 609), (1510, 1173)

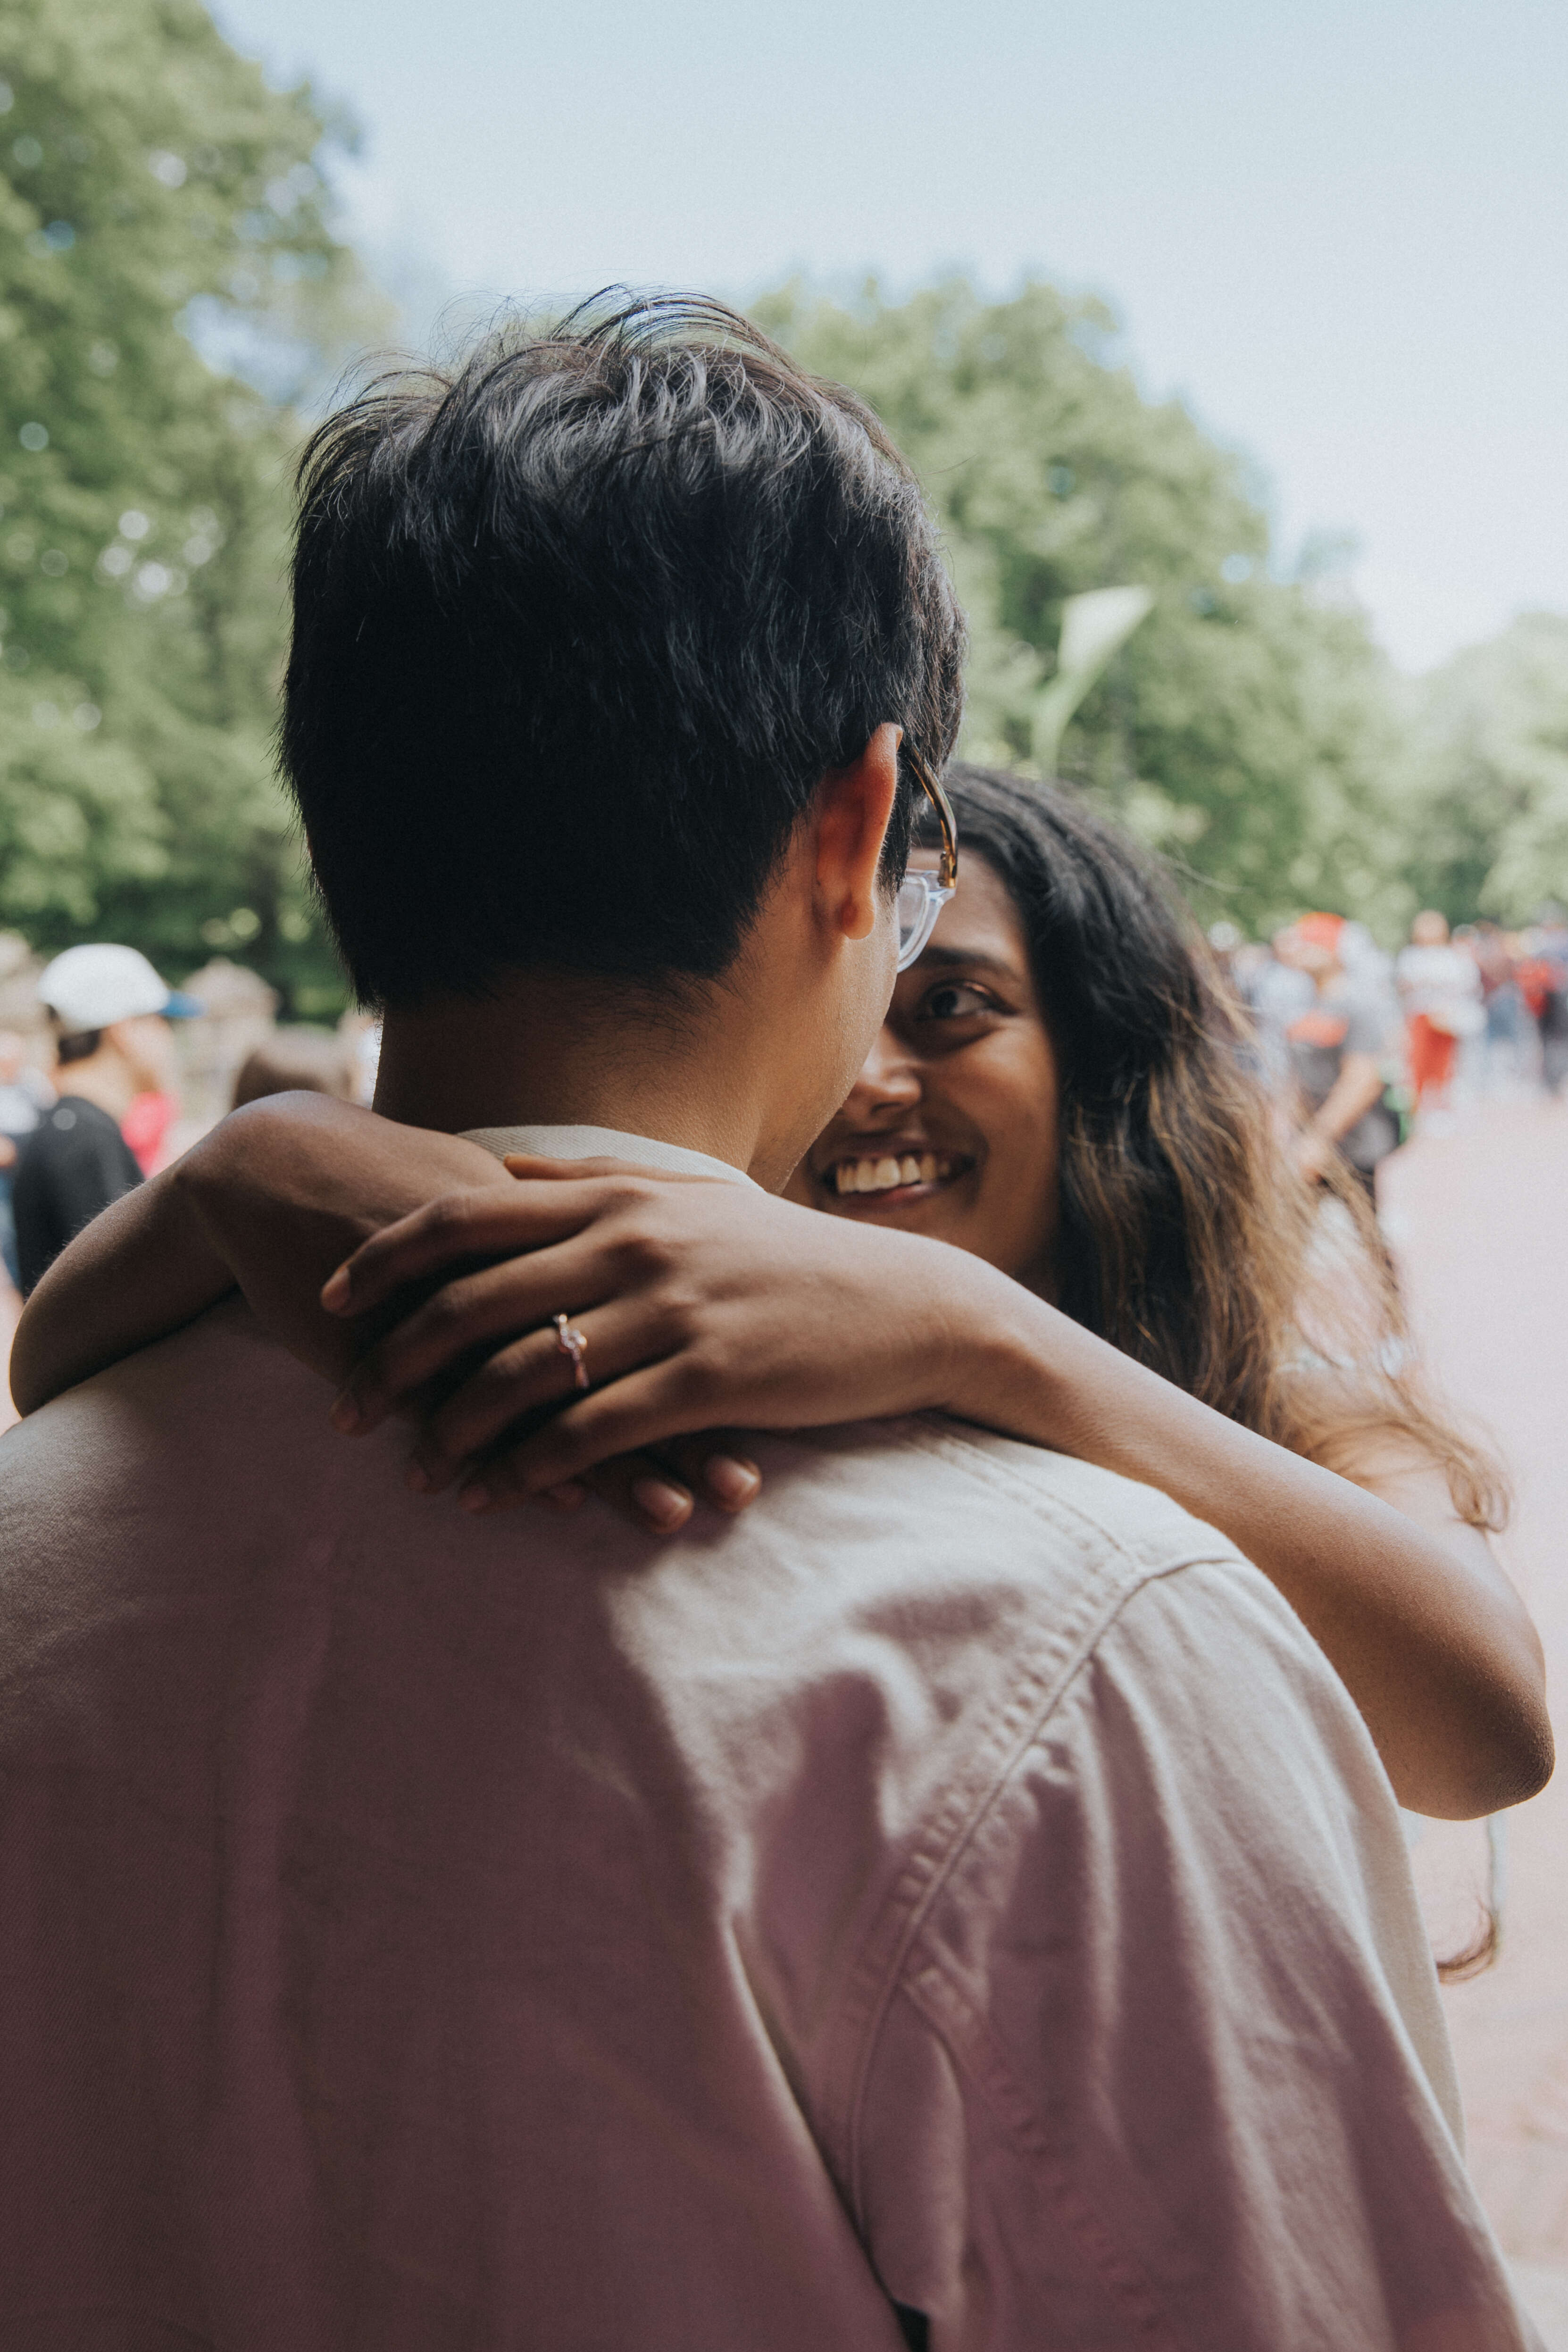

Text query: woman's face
(790, 852), (1062, 1290)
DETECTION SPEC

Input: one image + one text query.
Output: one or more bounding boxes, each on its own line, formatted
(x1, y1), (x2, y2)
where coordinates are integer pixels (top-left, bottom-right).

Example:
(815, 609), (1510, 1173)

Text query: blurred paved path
(1381, 1101), (1568, 2295)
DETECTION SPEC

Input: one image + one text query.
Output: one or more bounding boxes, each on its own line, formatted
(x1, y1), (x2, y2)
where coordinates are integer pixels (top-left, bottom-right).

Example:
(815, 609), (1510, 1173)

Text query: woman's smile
(822, 1145), (973, 1202)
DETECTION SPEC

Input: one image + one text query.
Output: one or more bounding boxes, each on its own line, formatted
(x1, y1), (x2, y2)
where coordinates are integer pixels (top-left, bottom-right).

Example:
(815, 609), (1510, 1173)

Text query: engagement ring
(552, 1312), (590, 1392)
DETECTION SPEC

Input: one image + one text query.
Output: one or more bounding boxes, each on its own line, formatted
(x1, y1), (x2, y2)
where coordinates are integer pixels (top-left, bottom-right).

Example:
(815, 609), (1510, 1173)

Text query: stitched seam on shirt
(826, 1544), (1240, 2211)
(886, 1413), (1224, 1574)
(895, 1961), (1185, 2352)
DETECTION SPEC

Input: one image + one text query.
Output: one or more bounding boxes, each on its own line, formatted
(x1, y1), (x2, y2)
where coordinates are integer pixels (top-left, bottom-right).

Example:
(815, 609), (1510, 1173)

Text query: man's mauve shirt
(0, 1131), (1536, 2350)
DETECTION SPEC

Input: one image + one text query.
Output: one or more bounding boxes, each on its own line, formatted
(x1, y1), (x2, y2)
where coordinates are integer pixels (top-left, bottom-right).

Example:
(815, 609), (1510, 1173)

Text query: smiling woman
(815, 764), (1496, 1491)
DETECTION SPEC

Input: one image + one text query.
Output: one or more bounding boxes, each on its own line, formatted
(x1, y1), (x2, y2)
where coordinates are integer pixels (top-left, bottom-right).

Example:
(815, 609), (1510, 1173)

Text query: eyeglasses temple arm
(905, 747), (959, 892)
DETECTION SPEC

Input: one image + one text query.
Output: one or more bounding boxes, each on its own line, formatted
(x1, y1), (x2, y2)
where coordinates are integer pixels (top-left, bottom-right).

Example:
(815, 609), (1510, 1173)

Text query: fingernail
(544, 1481), (586, 1509)
(405, 1461), (431, 1494)
(458, 1483), (489, 1513)
(704, 1455), (760, 1509)
(329, 1391), (360, 1434)
(632, 1476), (689, 1531)
(320, 1267), (351, 1313)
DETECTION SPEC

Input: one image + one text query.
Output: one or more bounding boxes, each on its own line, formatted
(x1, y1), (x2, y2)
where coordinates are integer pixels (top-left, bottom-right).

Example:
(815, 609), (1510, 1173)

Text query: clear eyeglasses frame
(895, 747), (959, 971)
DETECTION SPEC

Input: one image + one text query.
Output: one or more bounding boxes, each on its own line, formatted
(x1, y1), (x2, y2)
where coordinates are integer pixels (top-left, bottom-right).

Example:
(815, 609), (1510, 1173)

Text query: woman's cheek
(979, 1113), (1061, 1276)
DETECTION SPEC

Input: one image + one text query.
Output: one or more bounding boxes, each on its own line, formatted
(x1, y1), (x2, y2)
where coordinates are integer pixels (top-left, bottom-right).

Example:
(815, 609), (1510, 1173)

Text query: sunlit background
(3, 1), (1568, 2323)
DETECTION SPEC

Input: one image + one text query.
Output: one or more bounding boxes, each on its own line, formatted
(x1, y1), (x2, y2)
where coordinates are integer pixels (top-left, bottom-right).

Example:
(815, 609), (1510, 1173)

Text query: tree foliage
(758, 278), (1410, 936)
(2, 39), (1550, 988)
(1395, 614), (1568, 926)
(0, 0), (377, 1009)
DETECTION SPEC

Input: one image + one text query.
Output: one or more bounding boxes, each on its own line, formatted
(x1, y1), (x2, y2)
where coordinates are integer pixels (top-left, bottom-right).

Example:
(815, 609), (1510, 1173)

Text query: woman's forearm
(939, 1269), (1551, 1820)
(170, 1095), (513, 1387)
(10, 1172), (234, 1414)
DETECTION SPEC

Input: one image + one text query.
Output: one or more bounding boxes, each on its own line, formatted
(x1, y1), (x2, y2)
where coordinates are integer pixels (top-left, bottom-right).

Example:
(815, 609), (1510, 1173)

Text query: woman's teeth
(833, 1152), (954, 1196)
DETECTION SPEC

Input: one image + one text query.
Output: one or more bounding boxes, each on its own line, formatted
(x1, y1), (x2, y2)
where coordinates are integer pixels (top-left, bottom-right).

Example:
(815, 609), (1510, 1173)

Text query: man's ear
(815, 723), (901, 943)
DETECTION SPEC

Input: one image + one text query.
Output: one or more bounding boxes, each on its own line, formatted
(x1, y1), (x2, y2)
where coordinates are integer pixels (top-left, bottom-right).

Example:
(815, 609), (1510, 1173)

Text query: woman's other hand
(176, 1093), (515, 1384)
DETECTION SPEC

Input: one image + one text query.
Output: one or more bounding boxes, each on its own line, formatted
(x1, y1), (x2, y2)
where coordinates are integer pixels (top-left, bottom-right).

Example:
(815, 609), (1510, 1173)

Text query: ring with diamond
(552, 1312), (590, 1392)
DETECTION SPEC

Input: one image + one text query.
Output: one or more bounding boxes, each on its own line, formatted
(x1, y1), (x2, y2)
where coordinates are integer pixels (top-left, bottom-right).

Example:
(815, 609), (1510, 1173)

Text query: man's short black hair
(283, 291), (966, 1007)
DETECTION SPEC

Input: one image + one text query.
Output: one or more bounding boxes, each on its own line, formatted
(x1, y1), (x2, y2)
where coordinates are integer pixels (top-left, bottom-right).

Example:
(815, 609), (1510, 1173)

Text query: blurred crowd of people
(1213, 904), (1568, 1203)
(0, 949), (379, 1299)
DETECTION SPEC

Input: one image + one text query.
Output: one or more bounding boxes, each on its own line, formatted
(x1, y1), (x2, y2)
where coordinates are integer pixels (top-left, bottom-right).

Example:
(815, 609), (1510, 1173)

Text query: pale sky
(214, 0), (1568, 673)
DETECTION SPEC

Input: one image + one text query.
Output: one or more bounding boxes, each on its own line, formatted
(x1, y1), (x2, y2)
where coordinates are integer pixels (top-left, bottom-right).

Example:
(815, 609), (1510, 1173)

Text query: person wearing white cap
(11, 943), (199, 1295)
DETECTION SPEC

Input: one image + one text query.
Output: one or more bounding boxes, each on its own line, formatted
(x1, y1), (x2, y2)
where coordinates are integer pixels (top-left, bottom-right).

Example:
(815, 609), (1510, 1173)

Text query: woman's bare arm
(329, 1177), (1552, 1821)
(11, 1166), (234, 1414)
(958, 1287), (1551, 1821)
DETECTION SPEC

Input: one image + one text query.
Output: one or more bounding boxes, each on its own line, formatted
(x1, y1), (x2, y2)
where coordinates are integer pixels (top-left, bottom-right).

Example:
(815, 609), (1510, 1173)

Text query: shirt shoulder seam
(862, 1412), (1240, 1576)
(891, 1958), (1185, 2349)
(819, 1517), (1243, 2213)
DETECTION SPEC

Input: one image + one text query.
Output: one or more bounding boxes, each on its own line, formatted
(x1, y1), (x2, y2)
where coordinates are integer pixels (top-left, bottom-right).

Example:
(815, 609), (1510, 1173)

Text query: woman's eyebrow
(915, 944), (1023, 981)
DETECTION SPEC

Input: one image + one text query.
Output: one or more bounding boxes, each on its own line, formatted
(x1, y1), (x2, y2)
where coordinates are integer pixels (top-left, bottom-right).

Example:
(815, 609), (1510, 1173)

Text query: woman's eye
(921, 982), (995, 1020)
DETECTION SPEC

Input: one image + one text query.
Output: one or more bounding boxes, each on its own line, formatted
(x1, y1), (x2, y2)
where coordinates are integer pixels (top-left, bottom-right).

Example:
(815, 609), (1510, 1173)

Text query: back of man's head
(284, 291), (965, 1009)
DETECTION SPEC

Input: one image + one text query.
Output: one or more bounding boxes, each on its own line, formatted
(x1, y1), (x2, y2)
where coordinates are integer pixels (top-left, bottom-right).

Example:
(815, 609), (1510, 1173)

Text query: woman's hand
(323, 1157), (996, 1512)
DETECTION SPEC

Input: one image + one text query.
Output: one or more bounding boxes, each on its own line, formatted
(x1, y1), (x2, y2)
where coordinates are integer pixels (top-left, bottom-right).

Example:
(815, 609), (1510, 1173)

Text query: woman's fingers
(450, 1448), (691, 1530)
(660, 1433), (763, 1512)
(456, 1436), (761, 1533)
(320, 1174), (658, 1317)
(329, 1232), (634, 1434)
(405, 1291), (690, 1484)
(486, 1361), (736, 1498)
(584, 1456), (697, 1533)
(400, 1324), (587, 1485)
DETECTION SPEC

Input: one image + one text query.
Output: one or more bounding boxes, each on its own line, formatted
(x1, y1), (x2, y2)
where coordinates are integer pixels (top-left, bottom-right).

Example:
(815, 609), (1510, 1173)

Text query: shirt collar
(460, 1123), (761, 1190)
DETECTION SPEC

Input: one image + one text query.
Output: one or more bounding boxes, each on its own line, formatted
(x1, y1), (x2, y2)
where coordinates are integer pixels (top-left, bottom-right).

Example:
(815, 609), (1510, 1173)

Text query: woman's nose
(843, 1025), (923, 1115)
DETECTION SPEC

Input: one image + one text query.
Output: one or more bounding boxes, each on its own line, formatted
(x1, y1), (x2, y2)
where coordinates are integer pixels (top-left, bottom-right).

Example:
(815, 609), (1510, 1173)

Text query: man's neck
(372, 967), (805, 1189)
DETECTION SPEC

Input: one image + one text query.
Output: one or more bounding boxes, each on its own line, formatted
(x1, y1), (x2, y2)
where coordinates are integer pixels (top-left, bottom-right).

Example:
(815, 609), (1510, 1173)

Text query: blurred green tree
(0, 0), (381, 1009)
(758, 278), (1409, 936)
(1395, 614), (1568, 926)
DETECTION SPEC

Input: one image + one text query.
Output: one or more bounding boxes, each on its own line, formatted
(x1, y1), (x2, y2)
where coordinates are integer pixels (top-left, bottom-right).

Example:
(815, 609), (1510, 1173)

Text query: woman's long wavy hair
(925, 766), (1506, 1538)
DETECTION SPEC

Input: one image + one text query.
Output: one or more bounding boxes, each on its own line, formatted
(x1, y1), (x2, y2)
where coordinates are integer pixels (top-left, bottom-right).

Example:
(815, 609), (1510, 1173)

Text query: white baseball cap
(38, 943), (202, 1032)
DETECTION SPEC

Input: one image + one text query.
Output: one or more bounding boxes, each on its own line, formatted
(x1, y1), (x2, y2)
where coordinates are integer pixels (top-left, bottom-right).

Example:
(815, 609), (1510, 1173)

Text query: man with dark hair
(283, 296), (959, 1001)
(0, 299), (1536, 2349)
